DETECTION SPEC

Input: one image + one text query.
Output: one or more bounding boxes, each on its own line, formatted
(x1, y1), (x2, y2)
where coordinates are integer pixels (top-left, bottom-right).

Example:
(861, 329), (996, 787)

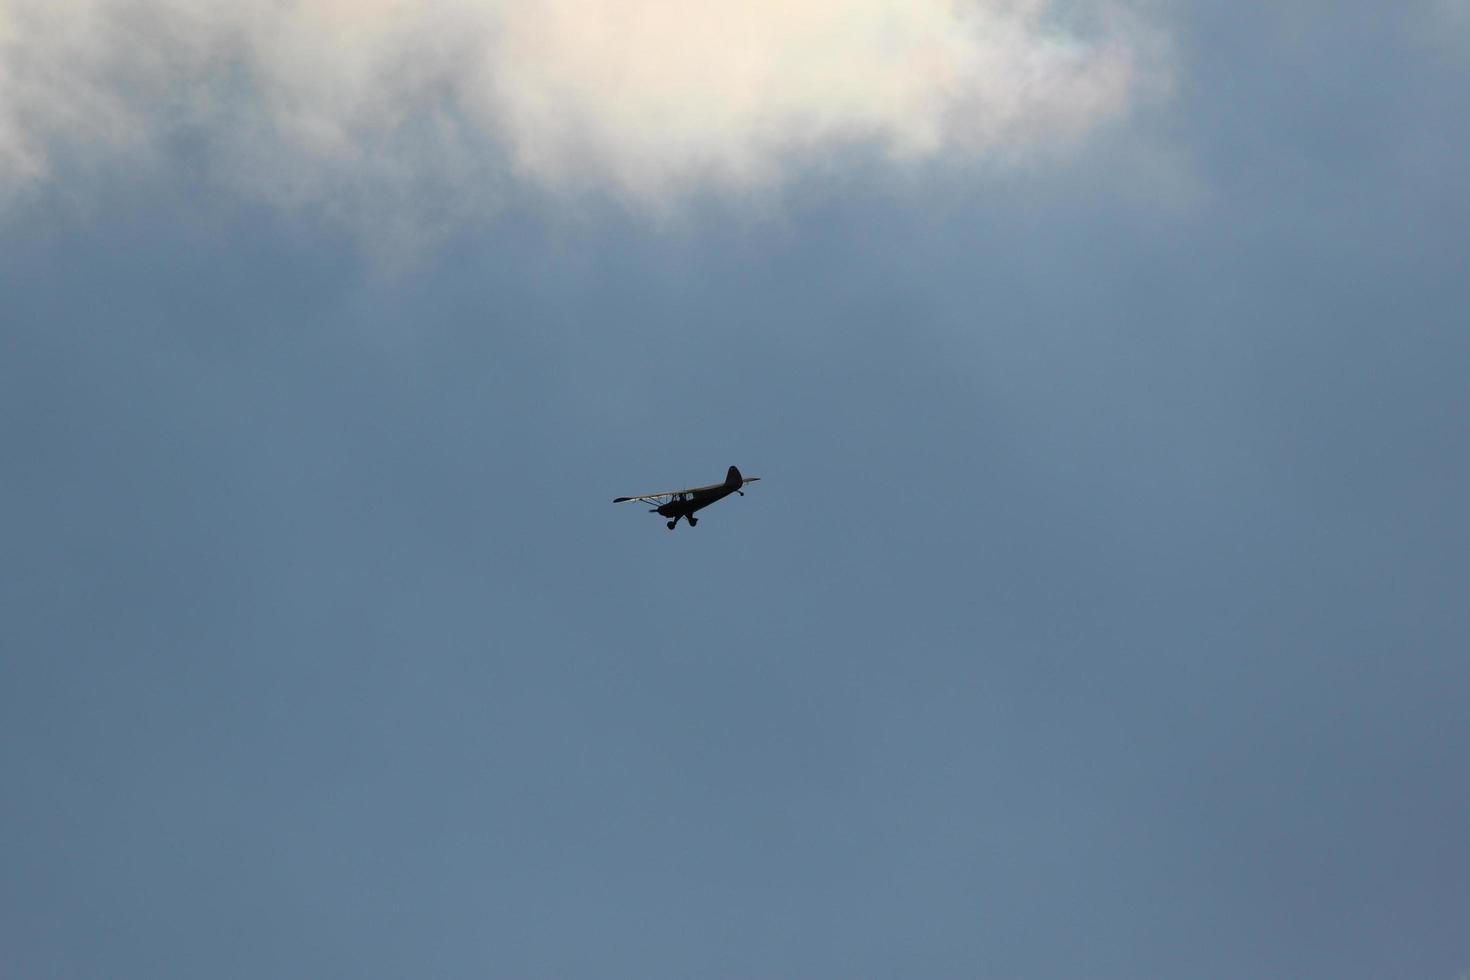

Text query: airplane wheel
(688, 517), (698, 527)
(666, 521), (677, 530)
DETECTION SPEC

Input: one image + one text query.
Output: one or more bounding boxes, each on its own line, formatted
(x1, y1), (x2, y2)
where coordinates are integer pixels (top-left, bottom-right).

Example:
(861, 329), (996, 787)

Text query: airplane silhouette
(614, 466), (760, 530)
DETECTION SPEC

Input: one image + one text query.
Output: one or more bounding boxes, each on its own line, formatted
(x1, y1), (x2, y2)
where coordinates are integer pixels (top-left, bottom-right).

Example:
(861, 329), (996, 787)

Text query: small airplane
(614, 465), (761, 530)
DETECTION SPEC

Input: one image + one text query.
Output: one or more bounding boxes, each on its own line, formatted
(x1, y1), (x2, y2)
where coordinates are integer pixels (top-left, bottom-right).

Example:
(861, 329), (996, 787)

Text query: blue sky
(3, 3), (1468, 978)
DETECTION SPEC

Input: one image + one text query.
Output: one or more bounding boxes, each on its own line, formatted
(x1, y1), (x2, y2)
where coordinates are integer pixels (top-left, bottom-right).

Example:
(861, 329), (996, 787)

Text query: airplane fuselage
(655, 483), (737, 521)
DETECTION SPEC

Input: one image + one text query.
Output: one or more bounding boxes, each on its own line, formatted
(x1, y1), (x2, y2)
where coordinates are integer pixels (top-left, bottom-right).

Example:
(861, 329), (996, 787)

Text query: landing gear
(666, 520), (677, 530)
(687, 517), (698, 527)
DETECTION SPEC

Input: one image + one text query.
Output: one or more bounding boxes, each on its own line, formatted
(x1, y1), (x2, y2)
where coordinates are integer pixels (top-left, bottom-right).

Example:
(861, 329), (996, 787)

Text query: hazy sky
(3, 3), (1468, 978)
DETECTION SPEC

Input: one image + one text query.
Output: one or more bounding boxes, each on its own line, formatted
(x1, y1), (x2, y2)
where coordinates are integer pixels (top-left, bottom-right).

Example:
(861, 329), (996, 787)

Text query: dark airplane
(614, 465), (760, 529)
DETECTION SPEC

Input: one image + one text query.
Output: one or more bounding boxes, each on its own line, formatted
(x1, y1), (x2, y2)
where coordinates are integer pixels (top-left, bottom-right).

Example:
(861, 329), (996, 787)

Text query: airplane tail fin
(726, 465), (743, 488)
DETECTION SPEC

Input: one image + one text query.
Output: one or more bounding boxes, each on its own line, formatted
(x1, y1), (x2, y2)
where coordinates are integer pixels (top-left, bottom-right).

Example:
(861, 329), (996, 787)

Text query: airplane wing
(612, 489), (687, 503)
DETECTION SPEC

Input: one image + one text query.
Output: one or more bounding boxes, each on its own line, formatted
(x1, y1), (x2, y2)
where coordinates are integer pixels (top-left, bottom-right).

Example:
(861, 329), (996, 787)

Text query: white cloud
(482, 0), (1147, 197)
(0, 0), (1162, 226)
